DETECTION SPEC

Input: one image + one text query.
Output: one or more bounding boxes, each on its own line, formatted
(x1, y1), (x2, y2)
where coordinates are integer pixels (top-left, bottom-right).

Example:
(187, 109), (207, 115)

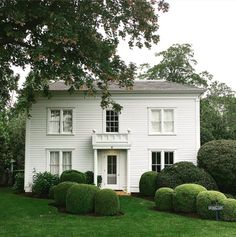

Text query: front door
(107, 155), (117, 186)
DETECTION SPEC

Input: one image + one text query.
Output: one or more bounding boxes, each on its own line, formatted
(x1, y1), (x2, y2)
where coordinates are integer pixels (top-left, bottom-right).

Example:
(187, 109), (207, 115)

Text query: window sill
(46, 133), (75, 136)
(148, 133), (177, 136)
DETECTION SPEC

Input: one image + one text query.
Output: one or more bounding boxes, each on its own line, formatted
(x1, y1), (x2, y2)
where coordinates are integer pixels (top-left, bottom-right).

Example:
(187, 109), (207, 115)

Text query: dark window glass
(151, 152), (161, 172)
(106, 110), (119, 132)
(164, 152), (174, 168)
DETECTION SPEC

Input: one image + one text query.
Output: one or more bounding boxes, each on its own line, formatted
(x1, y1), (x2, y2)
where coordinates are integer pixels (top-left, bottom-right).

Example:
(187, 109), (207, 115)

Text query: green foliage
(138, 43), (210, 87)
(66, 184), (99, 214)
(196, 191), (226, 219)
(97, 175), (102, 188)
(85, 171), (94, 184)
(54, 182), (75, 207)
(48, 185), (57, 200)
(60, 170), (86, 184)
(197, 140), (236, 194)
(32, 172), (59, 197)
(139, 171), (158, 196)
(95, 189), (120, 216)
(156, 162), (217, 190)
(0, 0), (169, 112)
(173, 184), (206, 213)
(13, 172), (24, 193)
(154, 187), (174, 211)
(201, 81), (236, 144)
(222, 199), (236, 222)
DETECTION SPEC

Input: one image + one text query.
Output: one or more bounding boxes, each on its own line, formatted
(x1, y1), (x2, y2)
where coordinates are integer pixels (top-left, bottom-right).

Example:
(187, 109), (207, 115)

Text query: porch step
(115, 191), (130, 196)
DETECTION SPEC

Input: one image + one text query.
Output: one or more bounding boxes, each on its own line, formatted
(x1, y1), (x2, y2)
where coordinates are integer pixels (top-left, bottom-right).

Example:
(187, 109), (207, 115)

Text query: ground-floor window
(150, 150), (174, 172)
(49, 150), (72, 175)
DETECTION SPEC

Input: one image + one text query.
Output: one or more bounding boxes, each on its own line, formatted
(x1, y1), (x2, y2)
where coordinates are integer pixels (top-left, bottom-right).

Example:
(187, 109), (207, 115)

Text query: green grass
(0, 188), (236, 237)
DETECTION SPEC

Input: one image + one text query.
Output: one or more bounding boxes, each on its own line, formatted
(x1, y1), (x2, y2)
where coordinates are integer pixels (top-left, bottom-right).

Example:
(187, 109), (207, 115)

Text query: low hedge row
(52, 183), (120, 216)
(154, 184), (236, 222)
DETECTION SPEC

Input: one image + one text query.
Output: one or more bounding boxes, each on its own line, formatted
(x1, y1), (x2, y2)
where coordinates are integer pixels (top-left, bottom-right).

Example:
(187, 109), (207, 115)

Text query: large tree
(0, 0), (169, 111)
(138, 43), (211, 87)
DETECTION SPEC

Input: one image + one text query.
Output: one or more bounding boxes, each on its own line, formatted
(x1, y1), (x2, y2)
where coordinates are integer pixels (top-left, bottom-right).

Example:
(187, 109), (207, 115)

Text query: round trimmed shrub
(139, 171), (158, 196)
(54, 182), (75, 207)
(49, 185), (57, 199)
(222, 198), (236, 222)
(196, 191), (226, 219)
(95, 189), (120, 216)
(156, 162), (217, 190)
(66, 184), (99, 214)
(60, 170), (86, 184)
(198, 140), (236, 194)
(154, 187), (174, 211)
(85, 171), (94, 184)
(173, 184), (206, 213)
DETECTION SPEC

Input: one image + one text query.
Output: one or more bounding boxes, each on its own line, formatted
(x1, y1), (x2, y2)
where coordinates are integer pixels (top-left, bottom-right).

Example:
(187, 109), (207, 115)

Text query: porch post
(94, 149), (98, 186)
(127, 149), (131, 193)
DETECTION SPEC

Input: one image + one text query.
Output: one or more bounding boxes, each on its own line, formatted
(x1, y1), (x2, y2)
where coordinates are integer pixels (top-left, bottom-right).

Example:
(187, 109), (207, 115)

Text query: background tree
(0, 0), (169, 112)
(138, 43), (211, 87)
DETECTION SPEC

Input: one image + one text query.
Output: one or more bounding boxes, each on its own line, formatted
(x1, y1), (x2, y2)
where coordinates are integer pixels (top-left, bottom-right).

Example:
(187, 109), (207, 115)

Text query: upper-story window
(106, 110), (119, 132)
(149, 108), (175, 134)
(48, 109), (73, 134)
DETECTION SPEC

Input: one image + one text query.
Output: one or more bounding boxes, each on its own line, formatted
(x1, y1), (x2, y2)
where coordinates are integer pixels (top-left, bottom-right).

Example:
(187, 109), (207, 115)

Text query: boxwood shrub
(54, 182), (75, 207)
(66, 184), (99, 214)
(156, 162), (217, 190)
(95, 189), (120, 216)
(197, 140), (236, 194)
(139, 171), (158, 196)
(48, 185), (57, 199)
(32, 172), (59, 197)
(154, 187), (174, 211)
(222, 198), (236, 222)
(173, 184), (206, 213)
(60, 170), (86, 184)
(85, 171), (94, 184)
(196, 190), (226, 219)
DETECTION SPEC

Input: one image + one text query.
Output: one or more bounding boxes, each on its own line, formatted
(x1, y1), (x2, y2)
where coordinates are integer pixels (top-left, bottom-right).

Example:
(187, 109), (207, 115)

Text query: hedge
(196, 191), (226, 219)
(173, 184), (206, 213)
(66, 184), (99, 214)
(156, 162), (217, 190)
(197, 140), (236, 194)
(139, 171), (158, 196)
(154, 187), (174, 211)
(95, 189), (120, 216)
(222, 198), (236, 222)
(60, 170), (87, 184)
(54, 182), (75, 207)
(49, 185), (57, 199)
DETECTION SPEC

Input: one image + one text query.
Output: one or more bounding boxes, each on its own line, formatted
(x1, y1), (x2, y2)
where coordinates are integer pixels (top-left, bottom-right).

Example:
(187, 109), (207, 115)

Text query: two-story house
(24, 80), (204, 193)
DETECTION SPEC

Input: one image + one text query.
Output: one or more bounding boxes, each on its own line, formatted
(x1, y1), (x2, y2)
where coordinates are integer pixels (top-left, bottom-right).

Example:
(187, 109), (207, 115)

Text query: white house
(24, 80), (204, 193)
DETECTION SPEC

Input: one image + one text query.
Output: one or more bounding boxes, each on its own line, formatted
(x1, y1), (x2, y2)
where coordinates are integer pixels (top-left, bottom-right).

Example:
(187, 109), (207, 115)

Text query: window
(48, 109), (73, 134)
(49, 150), (72, 175)
(149, 108), (175, 134)
(151, 151), (174, 171)
(106, 110), (119, 132)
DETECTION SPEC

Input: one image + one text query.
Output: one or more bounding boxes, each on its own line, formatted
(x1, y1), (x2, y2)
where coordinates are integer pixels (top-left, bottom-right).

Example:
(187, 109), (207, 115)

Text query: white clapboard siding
(24, 92), (200, 192)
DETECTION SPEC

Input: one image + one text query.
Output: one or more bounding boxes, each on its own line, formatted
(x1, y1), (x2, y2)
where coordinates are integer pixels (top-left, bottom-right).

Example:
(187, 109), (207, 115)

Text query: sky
(16, 0), (236, 90)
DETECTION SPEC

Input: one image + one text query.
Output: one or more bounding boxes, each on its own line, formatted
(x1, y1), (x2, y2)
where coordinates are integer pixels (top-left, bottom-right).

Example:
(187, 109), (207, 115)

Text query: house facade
(24, 80), (204, 192)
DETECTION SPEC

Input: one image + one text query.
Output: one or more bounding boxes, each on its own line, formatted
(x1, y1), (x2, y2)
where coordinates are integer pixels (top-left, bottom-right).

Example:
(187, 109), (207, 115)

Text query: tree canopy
(0, 0), (169, 112)
(138, 43), (211, 87)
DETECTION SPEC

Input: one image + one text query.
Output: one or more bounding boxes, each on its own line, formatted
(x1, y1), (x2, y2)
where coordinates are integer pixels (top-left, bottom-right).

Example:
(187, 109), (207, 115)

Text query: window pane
(62, 152), (72, 171)
(50, 151), (59, 175)
(164, 152), (174, 168)
(63, 110), (72, 133)
(106, 110), (119, 132)
(151, 110), (161, 133)
(49, 110), (60, 133)
(152, 152), (161, 172)
(163, 110), (174, 133)
(151, 110), (161, 121)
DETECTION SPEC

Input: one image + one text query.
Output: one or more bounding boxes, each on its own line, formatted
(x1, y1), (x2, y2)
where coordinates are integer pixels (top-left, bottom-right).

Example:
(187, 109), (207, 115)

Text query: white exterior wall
(24, 92), (200, 192)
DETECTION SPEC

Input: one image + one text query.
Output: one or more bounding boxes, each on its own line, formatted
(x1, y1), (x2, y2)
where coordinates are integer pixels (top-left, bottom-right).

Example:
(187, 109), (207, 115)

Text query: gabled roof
(49, 80), (205, 94)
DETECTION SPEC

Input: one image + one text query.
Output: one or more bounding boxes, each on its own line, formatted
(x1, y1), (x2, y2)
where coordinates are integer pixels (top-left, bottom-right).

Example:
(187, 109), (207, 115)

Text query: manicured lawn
(0, 188), (236, 237)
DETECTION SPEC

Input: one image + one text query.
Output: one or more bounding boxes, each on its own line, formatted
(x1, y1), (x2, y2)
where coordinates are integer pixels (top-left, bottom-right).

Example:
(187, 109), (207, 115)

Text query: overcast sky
(17, 0), (236, 90)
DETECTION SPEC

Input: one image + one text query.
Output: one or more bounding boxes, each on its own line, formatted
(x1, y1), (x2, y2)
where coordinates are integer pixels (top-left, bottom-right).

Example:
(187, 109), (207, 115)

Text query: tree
(201, 81), (236, 144)
(138, 43), (211, 87)
(0, 0), (169, 111)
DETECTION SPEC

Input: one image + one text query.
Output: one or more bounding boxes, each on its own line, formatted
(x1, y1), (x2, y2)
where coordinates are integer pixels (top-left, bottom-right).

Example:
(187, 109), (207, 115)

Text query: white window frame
(149, 149), (176, 171)
(46, 149), (74, 175)
(148, 107), (176, 135)
(103, 109), (120, 133)
(47, 108), (75, 135)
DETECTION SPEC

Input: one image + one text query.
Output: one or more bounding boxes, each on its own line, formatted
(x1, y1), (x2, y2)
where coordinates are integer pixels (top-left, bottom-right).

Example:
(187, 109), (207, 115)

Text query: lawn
(0, 188), (236, 237)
